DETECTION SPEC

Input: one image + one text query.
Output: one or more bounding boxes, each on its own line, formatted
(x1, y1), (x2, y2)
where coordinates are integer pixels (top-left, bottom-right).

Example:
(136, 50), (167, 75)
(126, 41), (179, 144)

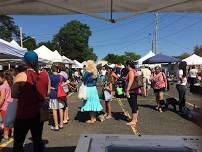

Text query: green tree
(37, 41), (56, 50)
(103, 52), (140, 64)
(178, 53), (190, 59)
(124, 51), (141, 61)
(0, 15), (20, 41)
(23, 36), (37, 50)
(103, 54), (119, 64)
(194, 45), (202, 57)
(53, 20), (97, 62)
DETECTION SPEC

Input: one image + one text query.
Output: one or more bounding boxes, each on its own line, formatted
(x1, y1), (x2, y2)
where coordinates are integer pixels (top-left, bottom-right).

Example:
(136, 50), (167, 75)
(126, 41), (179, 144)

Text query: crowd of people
(0, 50), (200, 151)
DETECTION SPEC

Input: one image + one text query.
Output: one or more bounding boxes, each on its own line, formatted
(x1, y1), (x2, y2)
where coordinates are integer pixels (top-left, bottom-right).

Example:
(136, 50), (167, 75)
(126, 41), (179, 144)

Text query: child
(116, 83), (124, 98)
(103, 82), (113, 119)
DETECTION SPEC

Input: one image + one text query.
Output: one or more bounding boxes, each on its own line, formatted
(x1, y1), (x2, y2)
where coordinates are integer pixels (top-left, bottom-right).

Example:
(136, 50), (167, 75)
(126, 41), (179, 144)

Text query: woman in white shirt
(176, 61), (187, 113)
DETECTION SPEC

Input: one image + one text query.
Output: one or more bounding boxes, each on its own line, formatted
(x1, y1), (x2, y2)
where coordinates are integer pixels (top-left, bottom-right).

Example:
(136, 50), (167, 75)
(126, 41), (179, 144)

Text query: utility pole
(154, 12), (158, 54)
(20, 27), (23, 47)
(151, 40), (154, 52)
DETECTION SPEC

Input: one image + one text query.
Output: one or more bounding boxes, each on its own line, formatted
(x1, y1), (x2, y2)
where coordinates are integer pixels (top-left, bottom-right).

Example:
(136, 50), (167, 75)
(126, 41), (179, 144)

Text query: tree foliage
(0, 15), (20, 41)
(177, 53), (190, 59)
(194, 45), (202, 57)
(103, 52), (140, 64)
(23, 36), (37, 50)
(37, 41), (56, 51)
(53, 20), (97, 62)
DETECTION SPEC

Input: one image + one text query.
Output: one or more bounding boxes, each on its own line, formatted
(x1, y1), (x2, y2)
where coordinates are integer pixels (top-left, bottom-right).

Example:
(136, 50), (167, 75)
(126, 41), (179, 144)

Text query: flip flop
(126, 122), (137, 126)
(86, 120), (95, 124)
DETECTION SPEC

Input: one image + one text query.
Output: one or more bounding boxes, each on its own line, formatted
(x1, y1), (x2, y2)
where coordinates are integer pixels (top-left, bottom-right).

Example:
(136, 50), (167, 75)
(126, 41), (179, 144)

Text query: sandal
(126, 121), (137, 126)
(63, 119), (70, 124)
(86, 120), (95, 124)
(159, 108), (163, 113)
(155, 106), (159, 110)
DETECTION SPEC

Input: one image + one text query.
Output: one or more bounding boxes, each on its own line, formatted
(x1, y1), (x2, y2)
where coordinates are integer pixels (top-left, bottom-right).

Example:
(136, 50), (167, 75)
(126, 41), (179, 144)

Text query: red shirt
(36, 71), (49, 98)
(12, 70), (48, 119)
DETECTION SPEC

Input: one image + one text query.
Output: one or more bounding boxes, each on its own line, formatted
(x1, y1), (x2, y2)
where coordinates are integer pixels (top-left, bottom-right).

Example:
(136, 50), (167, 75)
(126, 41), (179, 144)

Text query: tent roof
(34, 45), (54, 61)
(143, 53), (181, 64)
(0, 0), (202, 22)
(62, 56), (74, 64)
(137, 50), (155, 65)
(0, 39), (26, 57)
(10, 40), (27, 51)
(182, 54), (202, 65)
(0, 53), (20, 59)
(72, 60), (83, 68)
(52, 50), (63, 62)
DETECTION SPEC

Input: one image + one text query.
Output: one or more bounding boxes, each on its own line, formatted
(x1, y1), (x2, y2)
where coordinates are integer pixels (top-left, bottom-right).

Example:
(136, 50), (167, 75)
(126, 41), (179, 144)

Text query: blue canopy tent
(142, 53), (181, 64)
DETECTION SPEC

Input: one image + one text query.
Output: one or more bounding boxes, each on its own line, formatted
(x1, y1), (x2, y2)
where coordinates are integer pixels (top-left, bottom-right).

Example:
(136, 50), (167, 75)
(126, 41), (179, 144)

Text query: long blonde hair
(85, 60), (97, 76)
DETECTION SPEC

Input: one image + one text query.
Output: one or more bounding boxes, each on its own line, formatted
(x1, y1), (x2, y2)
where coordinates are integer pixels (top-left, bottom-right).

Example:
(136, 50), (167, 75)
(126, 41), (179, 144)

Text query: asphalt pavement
(0, 84), (201, 152)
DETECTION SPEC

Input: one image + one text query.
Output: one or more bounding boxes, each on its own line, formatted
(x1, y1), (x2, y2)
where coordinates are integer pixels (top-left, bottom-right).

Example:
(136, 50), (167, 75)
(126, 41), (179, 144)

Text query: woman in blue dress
(81, 60), (103, 123)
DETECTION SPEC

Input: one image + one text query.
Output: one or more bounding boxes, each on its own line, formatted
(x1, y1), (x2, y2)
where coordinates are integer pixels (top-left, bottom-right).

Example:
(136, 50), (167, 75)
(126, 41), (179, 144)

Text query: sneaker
(106, 115), (112, 119)
(98, 114), (105, 122)
(50, 125), (55, 130)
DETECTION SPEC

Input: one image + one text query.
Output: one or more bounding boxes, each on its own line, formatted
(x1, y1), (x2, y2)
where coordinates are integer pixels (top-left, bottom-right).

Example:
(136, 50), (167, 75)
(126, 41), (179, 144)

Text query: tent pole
(8, 64), (10, 70)
(110, 0), (115, 23)
(154, 12), (158, 54)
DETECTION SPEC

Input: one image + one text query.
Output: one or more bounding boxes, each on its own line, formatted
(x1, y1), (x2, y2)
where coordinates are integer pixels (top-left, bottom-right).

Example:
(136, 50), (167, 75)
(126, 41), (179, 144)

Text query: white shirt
(141, 68), (151, 79)
(189, 69), (198, 78)
(101, 69), (107, 76)
(177, 69), (187, 86)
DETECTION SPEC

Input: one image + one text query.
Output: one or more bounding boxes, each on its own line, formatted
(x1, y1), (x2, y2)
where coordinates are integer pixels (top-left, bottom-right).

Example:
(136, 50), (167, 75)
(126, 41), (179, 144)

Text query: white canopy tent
(0, 39), (27, 57)
(10, 40), (27, 51)
(0, 0), (202, 23)
(72, 60), (83, 69)
(136, 50), (155, 66)
(62, 56), (74, 64)
(182, 54), (202, 65)
(34, 45), (54, 63)
(52, 50), (63, 63)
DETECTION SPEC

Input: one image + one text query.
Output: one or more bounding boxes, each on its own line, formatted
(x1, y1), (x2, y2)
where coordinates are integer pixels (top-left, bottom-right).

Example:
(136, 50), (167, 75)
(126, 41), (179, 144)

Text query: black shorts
(154, 87), (166, 94)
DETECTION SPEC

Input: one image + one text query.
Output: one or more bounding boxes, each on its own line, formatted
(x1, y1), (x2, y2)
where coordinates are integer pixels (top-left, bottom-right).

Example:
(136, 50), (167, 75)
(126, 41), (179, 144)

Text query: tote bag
(78, 83), (87, 100)
(57, 76), (66, 101)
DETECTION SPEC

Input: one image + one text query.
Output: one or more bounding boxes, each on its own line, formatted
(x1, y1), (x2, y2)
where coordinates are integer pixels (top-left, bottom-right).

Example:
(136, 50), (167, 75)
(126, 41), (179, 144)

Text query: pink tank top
(125, 69), (142, 94)
(152, 72), (166, 89)
(0, 81), (12, 111)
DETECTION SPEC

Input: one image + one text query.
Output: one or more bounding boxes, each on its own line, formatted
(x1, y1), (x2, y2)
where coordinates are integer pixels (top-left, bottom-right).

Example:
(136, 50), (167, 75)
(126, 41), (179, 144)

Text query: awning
(143, 53), (181, 64)
(0, 0), (202, 22)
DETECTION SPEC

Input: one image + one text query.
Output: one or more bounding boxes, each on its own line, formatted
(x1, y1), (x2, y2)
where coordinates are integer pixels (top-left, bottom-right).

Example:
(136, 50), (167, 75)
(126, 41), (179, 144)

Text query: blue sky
(12, 12), (202, 60)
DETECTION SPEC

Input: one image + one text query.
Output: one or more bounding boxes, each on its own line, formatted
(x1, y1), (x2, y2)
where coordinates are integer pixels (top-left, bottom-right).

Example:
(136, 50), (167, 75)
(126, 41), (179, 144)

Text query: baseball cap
(23, 51), (38, 62)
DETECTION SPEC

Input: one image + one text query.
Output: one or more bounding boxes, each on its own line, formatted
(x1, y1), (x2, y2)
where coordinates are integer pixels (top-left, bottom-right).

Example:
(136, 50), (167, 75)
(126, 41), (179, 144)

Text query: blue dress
(81, 72), (103, 112)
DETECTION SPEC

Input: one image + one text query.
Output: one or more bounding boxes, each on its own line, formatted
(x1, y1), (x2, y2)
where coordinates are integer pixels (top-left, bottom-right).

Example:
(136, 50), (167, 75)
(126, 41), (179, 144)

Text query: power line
(160, 19), (202, 39)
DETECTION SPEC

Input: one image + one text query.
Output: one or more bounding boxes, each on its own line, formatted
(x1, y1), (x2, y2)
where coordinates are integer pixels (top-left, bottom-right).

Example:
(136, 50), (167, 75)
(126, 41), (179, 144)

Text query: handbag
(4, 99), (17, 128)
(40, 101), (49, 122)
(57, 76), (67, 101)
(130, 74), (143, 90)
(78, 83), (87, 100)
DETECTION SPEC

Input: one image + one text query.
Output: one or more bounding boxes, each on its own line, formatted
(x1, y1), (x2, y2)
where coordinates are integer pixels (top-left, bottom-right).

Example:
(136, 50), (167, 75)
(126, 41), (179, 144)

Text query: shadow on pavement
(138, 104), (157, 111)
(74, 111), (89, 122)
(139, 103), (202, 128)
(112, 112), (129, 122)
(1, 146), (76, 152)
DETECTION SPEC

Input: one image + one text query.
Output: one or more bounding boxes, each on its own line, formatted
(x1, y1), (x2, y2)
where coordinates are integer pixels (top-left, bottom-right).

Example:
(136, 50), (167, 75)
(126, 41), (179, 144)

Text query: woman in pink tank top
(150, 66), (167, 112)
(0, 71), (13, 143)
